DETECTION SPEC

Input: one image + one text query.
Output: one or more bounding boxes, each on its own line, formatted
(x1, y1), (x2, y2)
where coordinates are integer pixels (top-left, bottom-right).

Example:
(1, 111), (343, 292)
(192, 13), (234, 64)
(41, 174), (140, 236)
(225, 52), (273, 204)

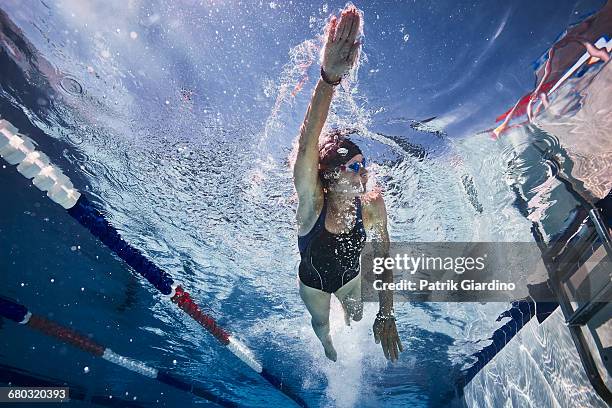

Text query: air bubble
(67, 133), (84, 145)
(59, 76), (84, 96)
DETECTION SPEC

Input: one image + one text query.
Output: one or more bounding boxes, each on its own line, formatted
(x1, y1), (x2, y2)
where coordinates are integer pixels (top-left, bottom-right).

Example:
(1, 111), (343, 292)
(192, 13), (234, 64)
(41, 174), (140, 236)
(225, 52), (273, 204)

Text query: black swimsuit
(298, 196), (367, 293)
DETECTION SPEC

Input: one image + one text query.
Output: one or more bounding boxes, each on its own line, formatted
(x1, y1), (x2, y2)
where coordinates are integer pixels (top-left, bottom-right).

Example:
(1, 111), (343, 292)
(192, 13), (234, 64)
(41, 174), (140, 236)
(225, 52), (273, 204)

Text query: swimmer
(292, 5), (403, 362)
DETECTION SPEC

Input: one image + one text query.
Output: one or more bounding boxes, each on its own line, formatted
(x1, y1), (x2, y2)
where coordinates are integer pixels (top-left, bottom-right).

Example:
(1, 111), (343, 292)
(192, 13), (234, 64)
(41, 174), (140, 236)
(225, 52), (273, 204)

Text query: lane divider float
(0, 118), (306, 408)
(457, 298), (559, 389)
(0, 297), (238, 407)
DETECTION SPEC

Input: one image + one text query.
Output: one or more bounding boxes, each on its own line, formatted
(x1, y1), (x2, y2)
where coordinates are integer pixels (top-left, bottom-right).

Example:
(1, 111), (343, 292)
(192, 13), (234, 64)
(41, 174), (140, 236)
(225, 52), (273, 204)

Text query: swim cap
(319, 137), (362, 169)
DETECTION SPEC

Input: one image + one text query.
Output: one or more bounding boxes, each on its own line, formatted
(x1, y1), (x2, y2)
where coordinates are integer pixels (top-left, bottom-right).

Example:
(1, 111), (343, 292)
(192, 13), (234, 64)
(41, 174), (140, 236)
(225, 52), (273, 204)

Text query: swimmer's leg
(334, 273), (363, 326)
(299, 280), (337, 362)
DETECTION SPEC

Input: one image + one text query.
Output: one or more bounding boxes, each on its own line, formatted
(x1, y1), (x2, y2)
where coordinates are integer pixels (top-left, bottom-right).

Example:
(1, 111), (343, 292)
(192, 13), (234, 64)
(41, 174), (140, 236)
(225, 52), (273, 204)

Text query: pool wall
(463, 308), (609, 407)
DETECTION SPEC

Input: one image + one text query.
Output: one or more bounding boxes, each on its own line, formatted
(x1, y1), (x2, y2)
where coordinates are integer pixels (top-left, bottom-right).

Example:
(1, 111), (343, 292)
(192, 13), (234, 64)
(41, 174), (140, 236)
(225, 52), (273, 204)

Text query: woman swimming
(292, 5), (403, 362)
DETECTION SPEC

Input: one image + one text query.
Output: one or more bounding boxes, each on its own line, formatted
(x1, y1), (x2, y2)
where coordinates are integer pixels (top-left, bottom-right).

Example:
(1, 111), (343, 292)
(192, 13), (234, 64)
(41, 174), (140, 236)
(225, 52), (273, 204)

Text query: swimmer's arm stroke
(292, 78), (334, 206)
(366, 194), (404, 362)
(293, 8), (361, 219)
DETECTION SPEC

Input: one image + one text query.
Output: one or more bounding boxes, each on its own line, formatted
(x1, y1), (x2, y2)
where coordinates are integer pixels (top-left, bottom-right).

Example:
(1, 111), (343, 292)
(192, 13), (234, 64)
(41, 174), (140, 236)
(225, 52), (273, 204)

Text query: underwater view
(1, 1), (611, 407)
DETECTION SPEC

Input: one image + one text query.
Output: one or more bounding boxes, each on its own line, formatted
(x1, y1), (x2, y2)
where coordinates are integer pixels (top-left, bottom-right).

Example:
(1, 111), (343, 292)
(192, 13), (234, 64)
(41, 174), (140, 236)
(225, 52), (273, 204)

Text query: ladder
(536, 206), (612, 404)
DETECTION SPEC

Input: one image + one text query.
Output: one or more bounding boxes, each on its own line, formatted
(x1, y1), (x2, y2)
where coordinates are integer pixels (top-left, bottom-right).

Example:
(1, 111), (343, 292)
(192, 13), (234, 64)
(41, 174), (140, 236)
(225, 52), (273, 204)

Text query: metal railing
(537, 206), (612, 405)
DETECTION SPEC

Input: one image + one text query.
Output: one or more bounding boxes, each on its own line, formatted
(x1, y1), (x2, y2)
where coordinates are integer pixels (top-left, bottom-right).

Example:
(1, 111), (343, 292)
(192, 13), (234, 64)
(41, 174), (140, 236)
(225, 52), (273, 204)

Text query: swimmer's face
(327, 154), (368, 195)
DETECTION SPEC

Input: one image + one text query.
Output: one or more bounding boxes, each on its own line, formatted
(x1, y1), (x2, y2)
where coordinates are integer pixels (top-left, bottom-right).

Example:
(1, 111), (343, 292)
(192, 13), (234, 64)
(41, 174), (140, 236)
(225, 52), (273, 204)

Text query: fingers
(387, 342), (396, 362)
(342, 9), (356, 40)
(397, 330), (404, 353)
(341, 9), (360, 65)
(373, 322), (381, 344)
(375, 319), (403, 362)
(381, 325), (390, 360)
(386, 322), (396, 361)
(384, 321), (403, 362)
(392, 324), (403, 361)
(390, 333), (399, 362)
(347, 41), (360, 64)
(326, 16), (337, 44)
(336, 6), (358, 43)
(391, 322), (403, 361)
(345, 15), (355, 42)
(335, 11), (349, 43)
(346, 10), (360, 44)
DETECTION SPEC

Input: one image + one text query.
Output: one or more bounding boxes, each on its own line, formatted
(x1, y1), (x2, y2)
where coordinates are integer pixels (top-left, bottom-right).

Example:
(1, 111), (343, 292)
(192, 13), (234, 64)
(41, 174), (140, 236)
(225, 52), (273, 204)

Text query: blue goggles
(339, 158), (367, 173)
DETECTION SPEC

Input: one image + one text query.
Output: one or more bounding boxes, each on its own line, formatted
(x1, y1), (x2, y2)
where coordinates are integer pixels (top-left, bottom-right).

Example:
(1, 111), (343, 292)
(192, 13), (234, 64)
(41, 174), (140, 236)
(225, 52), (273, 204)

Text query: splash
(319, 301), (383, 408)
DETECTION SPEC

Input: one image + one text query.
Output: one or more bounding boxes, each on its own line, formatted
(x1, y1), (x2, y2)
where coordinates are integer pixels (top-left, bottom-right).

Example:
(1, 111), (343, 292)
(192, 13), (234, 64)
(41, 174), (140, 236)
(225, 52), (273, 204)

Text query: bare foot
(322, 337), (338, 362)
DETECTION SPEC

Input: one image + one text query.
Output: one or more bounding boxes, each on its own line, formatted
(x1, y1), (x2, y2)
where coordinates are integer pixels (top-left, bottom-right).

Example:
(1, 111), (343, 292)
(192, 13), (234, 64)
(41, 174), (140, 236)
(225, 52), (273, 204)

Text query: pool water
(1, 1), (609, 407)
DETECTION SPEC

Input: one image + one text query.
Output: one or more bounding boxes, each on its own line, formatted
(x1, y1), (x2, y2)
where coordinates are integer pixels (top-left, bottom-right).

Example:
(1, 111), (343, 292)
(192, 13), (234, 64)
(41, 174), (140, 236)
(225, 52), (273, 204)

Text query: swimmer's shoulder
(297, 187), (325, 236)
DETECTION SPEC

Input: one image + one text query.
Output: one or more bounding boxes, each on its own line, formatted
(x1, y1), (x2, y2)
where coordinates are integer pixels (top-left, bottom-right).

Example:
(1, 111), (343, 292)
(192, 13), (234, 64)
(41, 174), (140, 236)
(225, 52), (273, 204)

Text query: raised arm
(293, 7), (361, 209)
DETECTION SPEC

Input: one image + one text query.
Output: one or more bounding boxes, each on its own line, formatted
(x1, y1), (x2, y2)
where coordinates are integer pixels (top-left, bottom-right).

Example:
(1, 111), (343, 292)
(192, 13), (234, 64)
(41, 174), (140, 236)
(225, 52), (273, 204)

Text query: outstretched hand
(321, 5), (361, 82)
(373, 315), (404, 362)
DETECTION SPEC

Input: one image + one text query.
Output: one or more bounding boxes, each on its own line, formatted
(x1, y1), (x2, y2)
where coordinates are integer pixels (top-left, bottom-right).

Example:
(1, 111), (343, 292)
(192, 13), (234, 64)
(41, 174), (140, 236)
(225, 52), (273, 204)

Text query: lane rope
(0, 118), (307, 407)
(0, 296), (238, 407)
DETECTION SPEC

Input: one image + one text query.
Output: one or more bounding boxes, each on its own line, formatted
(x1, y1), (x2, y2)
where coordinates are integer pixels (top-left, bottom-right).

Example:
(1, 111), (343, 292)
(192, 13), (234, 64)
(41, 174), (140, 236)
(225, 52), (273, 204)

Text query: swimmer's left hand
(373, 315), (403, 362)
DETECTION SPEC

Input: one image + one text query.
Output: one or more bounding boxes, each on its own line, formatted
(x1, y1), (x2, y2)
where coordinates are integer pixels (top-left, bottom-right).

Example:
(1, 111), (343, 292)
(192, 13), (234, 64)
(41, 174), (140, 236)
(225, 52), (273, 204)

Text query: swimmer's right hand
(321, 5), (361, 83)
(373, 314), (404, 363)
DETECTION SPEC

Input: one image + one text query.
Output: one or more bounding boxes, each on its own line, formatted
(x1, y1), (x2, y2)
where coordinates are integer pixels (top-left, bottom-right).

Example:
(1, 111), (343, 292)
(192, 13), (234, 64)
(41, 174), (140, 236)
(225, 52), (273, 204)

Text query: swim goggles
(339, 158), (366, 173)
